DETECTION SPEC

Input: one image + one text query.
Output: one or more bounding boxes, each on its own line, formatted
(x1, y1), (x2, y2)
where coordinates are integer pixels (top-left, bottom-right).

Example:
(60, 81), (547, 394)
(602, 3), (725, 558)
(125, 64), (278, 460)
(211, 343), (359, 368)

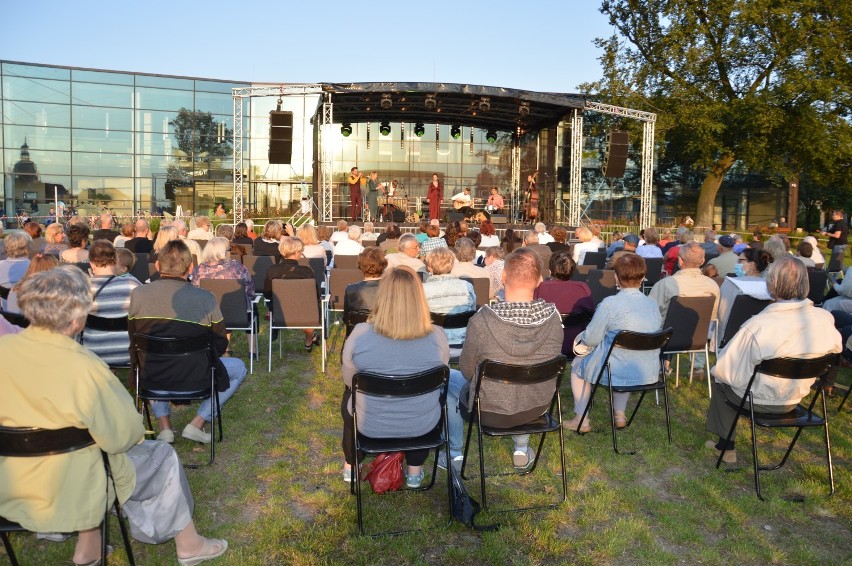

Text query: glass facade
(1, 61), (249, 223)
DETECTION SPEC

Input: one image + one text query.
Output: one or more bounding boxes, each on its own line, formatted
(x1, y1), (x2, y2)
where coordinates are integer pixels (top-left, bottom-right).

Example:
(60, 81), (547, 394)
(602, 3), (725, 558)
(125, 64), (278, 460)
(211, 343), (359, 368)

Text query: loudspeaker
(447, 212), (465, 222)
(386, 210), (406, 223)
(491, 214), (508, 225)
(602, 130), (629, 178)
(268, 111), (293, 164)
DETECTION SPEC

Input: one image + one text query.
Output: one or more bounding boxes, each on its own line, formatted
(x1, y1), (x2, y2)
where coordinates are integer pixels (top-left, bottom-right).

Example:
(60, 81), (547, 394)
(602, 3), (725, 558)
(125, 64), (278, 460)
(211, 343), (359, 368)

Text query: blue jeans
(151, 357), (247, 423)
(829, 245), (847, 272)
(445, 369), (529, 458)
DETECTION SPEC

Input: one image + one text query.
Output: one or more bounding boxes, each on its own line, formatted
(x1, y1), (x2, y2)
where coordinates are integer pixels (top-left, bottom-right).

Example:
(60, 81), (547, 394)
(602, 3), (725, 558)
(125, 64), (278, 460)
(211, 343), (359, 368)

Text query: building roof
(321, 82), (586, 133)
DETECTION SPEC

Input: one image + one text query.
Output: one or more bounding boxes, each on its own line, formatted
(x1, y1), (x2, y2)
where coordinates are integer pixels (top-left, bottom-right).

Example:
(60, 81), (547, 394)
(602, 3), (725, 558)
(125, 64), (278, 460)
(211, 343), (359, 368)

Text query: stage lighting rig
(425, 94), (437, 110)
(450, 125), (461, 139)
(479, 97), (490, 112)
(341, 122), (352, 137)
(519, 101), (530, 116)
(379, 121), (391, 136)
(414, 122), (425, 137)
(486, 129), (497, 143)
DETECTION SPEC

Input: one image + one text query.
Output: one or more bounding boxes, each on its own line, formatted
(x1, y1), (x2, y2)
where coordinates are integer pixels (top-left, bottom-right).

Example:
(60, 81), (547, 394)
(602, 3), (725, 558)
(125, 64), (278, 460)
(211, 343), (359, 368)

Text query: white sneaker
(512, 447), (535, 470)
(36, 532), (71, 542)
(156, 429), (175, 444)
(437, 452), (465, 472)
(181, 423), (211, 444)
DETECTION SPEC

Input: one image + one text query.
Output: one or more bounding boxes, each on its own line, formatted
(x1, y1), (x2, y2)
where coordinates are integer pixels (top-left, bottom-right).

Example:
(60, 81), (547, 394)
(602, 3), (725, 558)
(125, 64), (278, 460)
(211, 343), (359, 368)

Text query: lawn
(4, 317), (851, 565)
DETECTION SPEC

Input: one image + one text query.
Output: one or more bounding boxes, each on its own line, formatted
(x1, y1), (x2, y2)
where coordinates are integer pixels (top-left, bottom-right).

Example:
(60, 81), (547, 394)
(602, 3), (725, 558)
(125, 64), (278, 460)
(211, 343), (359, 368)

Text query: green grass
(4, 315), (852, 565)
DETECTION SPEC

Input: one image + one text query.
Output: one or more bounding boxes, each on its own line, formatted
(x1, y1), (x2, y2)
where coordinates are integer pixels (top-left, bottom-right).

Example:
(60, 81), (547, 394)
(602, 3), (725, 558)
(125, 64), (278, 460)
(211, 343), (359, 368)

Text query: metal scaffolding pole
(319, 96), (333, 222)
(640, 120), (655, 228)
(568, 109), (583, 226)
(510, 133), (521, 222)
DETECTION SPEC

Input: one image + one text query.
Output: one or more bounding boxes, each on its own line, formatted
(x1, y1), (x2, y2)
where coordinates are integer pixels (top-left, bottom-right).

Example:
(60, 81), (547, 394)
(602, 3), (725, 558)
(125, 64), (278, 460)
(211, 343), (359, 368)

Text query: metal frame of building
(232, 85), (656, 226)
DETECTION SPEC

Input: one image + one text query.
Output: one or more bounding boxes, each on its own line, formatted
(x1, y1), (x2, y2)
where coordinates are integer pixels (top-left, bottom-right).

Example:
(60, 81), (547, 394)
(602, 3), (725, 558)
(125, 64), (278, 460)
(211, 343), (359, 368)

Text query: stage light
(380, 121), (391, 136)
(425, 94), (437, 110)
(486, 129), (497, 143)
(519, 101), (530, 116)
(479, 97), (490, 112)
(414, 122), (425, 137)
(381, 94), (392, 110)
(341, 122), (352, 137)
(450, 125), (461, 139)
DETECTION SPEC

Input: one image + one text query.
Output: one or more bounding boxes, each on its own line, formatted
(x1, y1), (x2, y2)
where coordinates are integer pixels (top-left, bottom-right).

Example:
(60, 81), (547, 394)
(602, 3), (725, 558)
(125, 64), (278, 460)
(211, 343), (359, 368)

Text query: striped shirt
(82, 274), (142, 366)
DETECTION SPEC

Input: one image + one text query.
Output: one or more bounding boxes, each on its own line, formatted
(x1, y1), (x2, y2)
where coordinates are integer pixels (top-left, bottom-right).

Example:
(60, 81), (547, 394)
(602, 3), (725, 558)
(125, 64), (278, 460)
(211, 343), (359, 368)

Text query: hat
(623, 233), (640, 245)
(718, 235), (735, 248)
(732, 243), (748, 254)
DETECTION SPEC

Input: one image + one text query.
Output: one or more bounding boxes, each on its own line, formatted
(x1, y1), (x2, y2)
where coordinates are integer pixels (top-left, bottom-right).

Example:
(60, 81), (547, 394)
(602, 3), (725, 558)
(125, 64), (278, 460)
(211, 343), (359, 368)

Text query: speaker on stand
(268, 111), (293, 165)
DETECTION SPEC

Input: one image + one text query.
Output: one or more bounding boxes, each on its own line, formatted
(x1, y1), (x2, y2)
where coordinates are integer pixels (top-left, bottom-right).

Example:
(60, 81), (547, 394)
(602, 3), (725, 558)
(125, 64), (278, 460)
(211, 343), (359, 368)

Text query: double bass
(525, 171), (539, 222)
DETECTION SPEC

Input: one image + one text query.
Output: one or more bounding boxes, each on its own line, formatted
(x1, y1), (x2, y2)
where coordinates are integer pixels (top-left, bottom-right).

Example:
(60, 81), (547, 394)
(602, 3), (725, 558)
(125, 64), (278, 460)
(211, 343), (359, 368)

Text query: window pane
(135, 75), (193, 90)
(2, 100), (71, 128)
(71, 69), (134, 85)
(4, 125), (70, 151)
(72, 129), (133, 153)
(195, 80), (247, 94)
(194, 91), (233, 116)
(135, 87), (194, 111)
(136, 154), (174, 177)
(2, 76), (69, 104)
(72, 152), (132, 177)
(5, 149), (70, 175)
(72, 82), (133, 108)
(2, 63), (70, 80)
(72, 107), (133, 131)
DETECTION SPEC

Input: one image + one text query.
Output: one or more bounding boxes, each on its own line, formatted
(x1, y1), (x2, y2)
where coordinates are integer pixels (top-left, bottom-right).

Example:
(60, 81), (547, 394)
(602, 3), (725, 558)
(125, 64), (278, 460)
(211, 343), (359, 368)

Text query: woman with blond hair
(423, 247), (476, 350)
(296, 223), (327, 265)
(42, 223), (69, 256)
(340, 267), (450, 488)
(571, 226), (599, 265)
(191, 237), (254, 305)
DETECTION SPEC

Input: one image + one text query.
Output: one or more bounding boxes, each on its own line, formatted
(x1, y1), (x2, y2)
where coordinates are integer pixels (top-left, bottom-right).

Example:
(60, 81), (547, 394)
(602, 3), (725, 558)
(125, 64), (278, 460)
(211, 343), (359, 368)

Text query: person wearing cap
(708, 235), (738, 277)
(606, 233), (639, 268)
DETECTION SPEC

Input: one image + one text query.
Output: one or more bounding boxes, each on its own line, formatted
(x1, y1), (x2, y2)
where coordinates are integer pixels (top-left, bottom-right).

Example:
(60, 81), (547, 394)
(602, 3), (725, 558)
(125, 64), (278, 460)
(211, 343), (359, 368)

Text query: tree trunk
(786, 174), (799, 231)
(695, 154), (735, 229)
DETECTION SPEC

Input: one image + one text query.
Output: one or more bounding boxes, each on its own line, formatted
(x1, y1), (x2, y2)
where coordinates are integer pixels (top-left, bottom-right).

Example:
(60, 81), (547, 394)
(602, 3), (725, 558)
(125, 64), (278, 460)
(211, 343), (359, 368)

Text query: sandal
(177, 538), (229, 566)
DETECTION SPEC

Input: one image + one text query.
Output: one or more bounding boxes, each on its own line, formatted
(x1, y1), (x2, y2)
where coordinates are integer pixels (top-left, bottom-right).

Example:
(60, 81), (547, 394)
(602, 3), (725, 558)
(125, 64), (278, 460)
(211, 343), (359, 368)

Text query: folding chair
(268, 278), (327, 372)
(717, 295), (772, 350)
(459, 276), (490, 308)
(561, 310), (594, 360)
(570, 264), (594, 283)
(806, 270), (829, 306)
(350, 365), (451, 536)
(80, 314), (131, 369)
(661, 295), (716, 395)
(586, 269), (618, 305)
(581, 251), (606, 268)
(642, 257), (665, 293)
(133, 333), (222, 466)
(298, 256), (328, 294)
(576, 329), (673, 454)
(460, 356), (568, 512)
(333, 254), (359, 269)
(716, 354), (837, 500)
(0, 310), (28, 328)
(243, 255), (275, 298)
(199, 279), (261, 374)
(327, 268), (365, 347)
(430, 310), (477, 365)
(0, 426), (136, 566)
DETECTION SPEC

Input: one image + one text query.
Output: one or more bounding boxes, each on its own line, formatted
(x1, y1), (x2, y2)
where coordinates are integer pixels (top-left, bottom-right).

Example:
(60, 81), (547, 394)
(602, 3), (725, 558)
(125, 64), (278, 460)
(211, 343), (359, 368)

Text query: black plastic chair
(0, 285), (9, 300)
(716, 354), (837, 500)
(581, 251), (606, 268)
(586, 269), (618, 305)
(0, 309), (28, 328)
(806, 270), (829, 305)
(431, 310), (477, 365)
(642, 257), (665, 293)
(0, 426), (136, 566)
(717, 294), (772, 350)
(561, 310), (594, 360)
(350, 366), (451, 536)
(132, 333), (222, 467)
(460, 356), (568, 512)
(199, 279), (261, 374)
(459, 276), (490, 308)
(576, 329), (673, 454)
(661, 295), (716, 395)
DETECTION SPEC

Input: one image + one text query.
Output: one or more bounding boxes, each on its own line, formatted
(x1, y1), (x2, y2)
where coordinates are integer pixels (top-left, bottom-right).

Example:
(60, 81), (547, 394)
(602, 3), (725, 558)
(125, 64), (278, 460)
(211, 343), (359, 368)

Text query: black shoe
(271, 329), (279, 342)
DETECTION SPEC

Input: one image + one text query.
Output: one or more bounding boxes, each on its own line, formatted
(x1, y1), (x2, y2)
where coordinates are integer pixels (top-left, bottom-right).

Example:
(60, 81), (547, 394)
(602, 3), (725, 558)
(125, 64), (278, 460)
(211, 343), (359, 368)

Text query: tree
(169, 108), (232, 163)
(596, 0), (852, 227)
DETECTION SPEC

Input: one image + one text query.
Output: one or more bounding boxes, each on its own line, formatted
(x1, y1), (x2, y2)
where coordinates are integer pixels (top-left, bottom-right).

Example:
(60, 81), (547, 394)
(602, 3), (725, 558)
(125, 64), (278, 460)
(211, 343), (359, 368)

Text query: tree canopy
(596, 0), (851, 227)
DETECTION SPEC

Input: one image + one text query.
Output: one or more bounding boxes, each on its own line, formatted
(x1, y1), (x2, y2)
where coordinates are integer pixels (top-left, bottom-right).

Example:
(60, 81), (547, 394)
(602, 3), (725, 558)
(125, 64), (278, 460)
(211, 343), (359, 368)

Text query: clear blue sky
(1, 0), (612, 93)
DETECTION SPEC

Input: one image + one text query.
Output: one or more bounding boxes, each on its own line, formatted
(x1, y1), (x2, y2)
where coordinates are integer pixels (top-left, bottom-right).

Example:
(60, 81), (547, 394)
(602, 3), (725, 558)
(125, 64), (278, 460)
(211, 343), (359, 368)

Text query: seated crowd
(0, 212), (847, 560)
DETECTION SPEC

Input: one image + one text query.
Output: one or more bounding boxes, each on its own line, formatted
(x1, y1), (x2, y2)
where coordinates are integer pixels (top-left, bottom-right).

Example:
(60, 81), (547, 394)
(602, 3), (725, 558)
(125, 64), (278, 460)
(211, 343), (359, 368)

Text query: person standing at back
(822, 209), (848, 271)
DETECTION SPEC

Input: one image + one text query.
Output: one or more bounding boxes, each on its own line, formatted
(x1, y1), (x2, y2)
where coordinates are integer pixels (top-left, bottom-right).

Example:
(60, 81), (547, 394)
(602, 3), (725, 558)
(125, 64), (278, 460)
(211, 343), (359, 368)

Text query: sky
(1, 0), (613, 93)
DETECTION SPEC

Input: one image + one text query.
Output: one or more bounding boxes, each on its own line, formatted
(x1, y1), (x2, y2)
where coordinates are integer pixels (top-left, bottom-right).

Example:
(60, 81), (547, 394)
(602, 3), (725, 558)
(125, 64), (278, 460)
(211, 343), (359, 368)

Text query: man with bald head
(124, 219), (154, 254)
(92, 212), (118, 242)
(444, 247), (563, 471)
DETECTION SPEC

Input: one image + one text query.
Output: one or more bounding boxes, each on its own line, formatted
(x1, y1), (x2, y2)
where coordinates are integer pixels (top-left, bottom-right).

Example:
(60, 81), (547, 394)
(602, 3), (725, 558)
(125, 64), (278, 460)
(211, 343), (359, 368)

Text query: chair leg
(661, 381), (672, 444)
(460, 414), (477, 481)
(688, 353), (695, 385)
(675, 354), (680, 388)
(749, 404), (764, 501)
(822, 392), (836, 496)
(268, 326), (274, 372)
(705, 345), (712, 399)
(477, 423), (487, 510)
(114, 501), (136, 566)
(1, 532), (19, 566)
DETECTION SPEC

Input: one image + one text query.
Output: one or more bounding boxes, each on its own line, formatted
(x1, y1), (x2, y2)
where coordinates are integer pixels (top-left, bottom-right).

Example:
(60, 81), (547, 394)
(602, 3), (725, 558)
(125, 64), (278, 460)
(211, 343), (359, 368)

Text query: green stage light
(486, 130), (497, 143)
(414, 122), (425, 137)
(380, 121), (391, 136)
(451, 125), (461, 139)
(341, 122), (352, 137)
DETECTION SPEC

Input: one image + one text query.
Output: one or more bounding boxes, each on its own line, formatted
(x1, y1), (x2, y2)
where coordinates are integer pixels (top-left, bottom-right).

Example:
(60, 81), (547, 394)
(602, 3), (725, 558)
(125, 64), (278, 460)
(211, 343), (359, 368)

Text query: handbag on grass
(362, 452), (404, 493)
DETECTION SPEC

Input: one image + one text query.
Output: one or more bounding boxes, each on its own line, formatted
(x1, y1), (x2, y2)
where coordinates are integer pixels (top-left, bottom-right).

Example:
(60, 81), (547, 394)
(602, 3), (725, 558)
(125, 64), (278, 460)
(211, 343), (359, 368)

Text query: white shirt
(330, 230), (349, 245)
(333, 239), (364, 256)
(537, 232), (554, 245)
(451, 192), (472, 205)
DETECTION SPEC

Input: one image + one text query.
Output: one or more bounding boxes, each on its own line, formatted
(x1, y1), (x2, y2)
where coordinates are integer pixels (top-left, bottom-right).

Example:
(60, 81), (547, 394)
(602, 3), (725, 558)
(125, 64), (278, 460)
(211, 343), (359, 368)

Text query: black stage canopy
(321, 82), (586, 133)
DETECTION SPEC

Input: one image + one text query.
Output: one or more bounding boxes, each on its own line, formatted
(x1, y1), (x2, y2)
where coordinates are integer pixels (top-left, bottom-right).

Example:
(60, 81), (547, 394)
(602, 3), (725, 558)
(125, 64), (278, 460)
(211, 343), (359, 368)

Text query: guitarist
(451, 187), (475, 219)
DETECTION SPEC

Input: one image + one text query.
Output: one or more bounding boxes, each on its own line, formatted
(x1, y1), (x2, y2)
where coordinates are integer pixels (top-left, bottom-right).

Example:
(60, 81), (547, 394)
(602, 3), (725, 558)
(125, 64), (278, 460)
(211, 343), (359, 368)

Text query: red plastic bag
(362, 452), (404, 493)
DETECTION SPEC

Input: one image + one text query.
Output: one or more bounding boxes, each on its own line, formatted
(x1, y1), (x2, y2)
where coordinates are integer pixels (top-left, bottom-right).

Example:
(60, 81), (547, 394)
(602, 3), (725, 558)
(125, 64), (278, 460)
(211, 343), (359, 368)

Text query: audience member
(534, 251), (595, 356)
(421, 223), (448, 255)
(124, 219), (154, 254)
(716, 248), (773, 339)
(253, 220), (284, 261)
(343, 247), (387, 335)
(333, 225), (365, 259)
(479, 220), (500, 248)
(92, 213), (118, 242)
(572, 226), (599, 265)
(523, 232), (552, 276)
(60, 224), (90, 263)
(23, 221), (45, 253)
(232, 222), (253, 245)
(0, 232), (32, 309)
(451, 237), (488, 280)
(359, 221), (379, 243)
(795, 241), (816, 268)
(113, 222), (134, 248)
(191, 237), (254, 306)
(264, 237), (321, 350)
(636, 227), (663, 258)
(534, 222), (554, 245)
(483, 246), (506, 301)
(385, 233), (427, 274)
(424, 247), (476, 350)
(547, 226), (571, 254)
(297, 224), (328, 265)
(329, 220), (349, 245)
(802, 235), (826, 267)
(187, 216), (213, 240)
(5, 252), (57, 314)
(377, 223), (402, 253)
(42, 223), (69, 256)
(708, 235), (738, 276)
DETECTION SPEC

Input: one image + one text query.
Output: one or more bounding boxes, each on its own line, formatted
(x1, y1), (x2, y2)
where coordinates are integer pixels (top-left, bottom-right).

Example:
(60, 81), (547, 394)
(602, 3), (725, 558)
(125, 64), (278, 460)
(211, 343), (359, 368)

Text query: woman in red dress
(427, 173), (443, 221)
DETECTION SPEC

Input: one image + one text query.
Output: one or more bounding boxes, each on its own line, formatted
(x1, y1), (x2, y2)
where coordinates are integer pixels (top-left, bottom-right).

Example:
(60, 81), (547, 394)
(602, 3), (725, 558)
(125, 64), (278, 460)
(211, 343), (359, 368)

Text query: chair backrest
(132, 332), (214, 392)
(352, 365), (449, 399)
(720, 294), (772, 349)
(362, 239), (378, 247)
(586, 269), (618, 305)
(243, 255), (274, 293)
(328, 268), (365, 311)
(198, 279), (250, 327)
(643, 257), (665, 289)
(298, 256), (327, 294)
(232, 243), (252, 256)
(459, 276), (489, 307)
(84, 314), (129, 332)
(755, 354), (837, 381)
(477, 356), (567, 386)
(0, 285), (9, 300)
(611, 328), (674, 352)
(570, 264), (593, 282)
(662, 295), (716, 353)
(431, 310), (477, 330)
(192, 239), (208, 251)
(582, 251), (606, 268)
(333, 254), (359, 269)
(807, 270), (829, 305)
(72, 262), (90, 273)
(270, 278), (321, 327)
(0, 309), (29, 328)
(344, 310), (370, 337)
(130, 253), (150, 283)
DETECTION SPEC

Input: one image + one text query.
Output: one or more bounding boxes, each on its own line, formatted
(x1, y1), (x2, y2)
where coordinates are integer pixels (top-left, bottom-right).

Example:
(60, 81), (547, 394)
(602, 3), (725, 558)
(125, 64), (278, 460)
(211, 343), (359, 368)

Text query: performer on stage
(427, 173), (443, 221)
(485, 187), (504, 214)
(367, 171), (380, 221)
(347, 167), (363, 221)
(451, 187), (475, 218)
